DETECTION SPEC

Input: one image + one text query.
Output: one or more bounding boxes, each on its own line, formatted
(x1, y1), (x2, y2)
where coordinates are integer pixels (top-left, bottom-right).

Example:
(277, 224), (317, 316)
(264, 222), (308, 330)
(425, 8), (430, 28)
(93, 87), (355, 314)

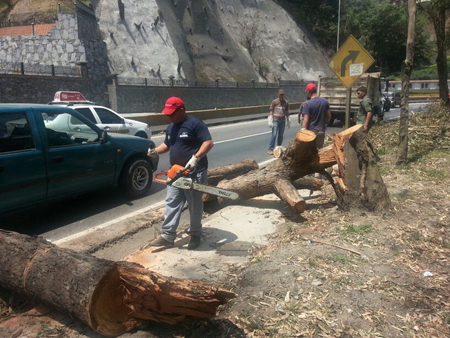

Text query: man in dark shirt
(148, 97), (214, 250)
(301, 83), (332, 148)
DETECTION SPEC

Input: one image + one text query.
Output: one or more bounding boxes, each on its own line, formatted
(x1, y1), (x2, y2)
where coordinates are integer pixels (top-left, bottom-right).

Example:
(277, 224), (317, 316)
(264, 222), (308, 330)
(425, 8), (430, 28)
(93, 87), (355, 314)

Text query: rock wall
(0, 14), (85, 69)
(95, 0), (331, 82)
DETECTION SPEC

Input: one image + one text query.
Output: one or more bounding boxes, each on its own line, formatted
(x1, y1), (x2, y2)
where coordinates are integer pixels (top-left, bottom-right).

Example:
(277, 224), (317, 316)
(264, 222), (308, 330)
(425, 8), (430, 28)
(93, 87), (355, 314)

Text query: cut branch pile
(0, 230), (235, 337)
(205, 125), (391, 213)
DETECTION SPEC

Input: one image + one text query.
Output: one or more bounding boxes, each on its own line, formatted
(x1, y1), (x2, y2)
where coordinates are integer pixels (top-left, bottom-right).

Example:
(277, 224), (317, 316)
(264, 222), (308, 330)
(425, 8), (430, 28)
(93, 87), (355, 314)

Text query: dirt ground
(1, 106), (449, 337)
(221, 105), (450, 337)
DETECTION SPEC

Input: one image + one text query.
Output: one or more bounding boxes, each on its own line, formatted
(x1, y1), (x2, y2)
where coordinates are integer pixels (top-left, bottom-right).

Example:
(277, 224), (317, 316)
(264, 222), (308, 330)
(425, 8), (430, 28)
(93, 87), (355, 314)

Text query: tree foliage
(275, 0), (432, 74)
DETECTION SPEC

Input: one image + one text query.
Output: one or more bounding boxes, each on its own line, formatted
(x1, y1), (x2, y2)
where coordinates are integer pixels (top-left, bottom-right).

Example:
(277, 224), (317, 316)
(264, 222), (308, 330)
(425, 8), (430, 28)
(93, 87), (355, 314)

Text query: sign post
(328, 35), (375, 128)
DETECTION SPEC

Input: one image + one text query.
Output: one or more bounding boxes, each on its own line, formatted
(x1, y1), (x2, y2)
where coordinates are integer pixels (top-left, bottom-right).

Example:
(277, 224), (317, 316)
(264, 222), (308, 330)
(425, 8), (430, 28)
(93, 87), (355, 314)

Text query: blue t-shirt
(303, 97), (330, 132)
(164, 115), (212, 171)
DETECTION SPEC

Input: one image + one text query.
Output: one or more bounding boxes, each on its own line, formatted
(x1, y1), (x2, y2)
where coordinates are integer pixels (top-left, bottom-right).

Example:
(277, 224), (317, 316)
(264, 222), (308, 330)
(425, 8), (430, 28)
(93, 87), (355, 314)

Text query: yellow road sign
(328, 35), (375, 88)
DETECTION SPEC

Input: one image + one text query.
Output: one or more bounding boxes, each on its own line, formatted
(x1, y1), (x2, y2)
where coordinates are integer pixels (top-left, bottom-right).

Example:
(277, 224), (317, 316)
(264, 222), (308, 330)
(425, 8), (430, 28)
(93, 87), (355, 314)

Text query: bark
(207, 159), (258, 186)
(0, 231), (235, 337)
(398, 0), (416, 164)
(427, 0), (448, 105)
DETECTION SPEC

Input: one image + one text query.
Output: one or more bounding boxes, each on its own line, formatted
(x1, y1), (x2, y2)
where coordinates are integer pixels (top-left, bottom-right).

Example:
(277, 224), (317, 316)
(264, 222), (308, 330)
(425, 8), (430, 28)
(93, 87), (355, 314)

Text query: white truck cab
(49, 92), (152, 139)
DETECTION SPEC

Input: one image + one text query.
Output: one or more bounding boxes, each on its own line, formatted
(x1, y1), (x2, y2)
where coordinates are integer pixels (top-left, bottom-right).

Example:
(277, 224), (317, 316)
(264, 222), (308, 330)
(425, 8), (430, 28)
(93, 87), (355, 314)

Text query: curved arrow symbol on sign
(340, 50), (360, 77)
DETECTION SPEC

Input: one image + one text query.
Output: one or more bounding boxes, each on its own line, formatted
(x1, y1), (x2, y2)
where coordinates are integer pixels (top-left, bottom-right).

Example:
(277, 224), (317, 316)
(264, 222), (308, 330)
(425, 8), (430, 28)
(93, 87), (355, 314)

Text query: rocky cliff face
(93, 0), (331, 82)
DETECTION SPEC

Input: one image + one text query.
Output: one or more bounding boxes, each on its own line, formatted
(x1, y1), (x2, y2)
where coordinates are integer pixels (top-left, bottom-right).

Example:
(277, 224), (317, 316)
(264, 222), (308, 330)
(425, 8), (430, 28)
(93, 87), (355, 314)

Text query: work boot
(187, 236), (201, 250)
(148, 236), (173, 248)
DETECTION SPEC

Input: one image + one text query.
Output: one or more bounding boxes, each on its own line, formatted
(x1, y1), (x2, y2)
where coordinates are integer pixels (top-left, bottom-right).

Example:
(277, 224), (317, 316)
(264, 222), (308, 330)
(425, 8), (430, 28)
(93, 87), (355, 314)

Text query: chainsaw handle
(154, 172), (168, 184)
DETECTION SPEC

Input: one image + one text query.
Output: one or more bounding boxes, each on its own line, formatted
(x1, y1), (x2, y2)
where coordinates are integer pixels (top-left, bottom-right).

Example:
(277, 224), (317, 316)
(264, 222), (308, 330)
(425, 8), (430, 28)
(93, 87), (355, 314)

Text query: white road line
(214, 131), (271, 144)
(53, 156), (275, 244)
(152, 119), (268, 140)
(52, 201), (165, 245)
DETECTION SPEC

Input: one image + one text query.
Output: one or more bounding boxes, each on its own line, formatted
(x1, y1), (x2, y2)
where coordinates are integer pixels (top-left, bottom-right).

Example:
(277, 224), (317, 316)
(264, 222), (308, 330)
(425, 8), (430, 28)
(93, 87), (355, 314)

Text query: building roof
(0, 24), (55, 37)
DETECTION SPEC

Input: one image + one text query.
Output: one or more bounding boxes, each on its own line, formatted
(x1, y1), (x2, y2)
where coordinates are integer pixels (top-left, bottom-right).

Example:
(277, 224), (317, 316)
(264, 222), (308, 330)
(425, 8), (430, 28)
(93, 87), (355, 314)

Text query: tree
(398, 0), (417, 165)
(424, 0), (449, 105)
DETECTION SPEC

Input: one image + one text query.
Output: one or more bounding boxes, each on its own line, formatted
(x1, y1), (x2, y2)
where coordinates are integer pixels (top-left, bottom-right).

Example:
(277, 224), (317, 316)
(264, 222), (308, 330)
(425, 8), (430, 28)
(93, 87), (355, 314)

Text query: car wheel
(119, 158), (152, 198)
(135, 131), (148, 139)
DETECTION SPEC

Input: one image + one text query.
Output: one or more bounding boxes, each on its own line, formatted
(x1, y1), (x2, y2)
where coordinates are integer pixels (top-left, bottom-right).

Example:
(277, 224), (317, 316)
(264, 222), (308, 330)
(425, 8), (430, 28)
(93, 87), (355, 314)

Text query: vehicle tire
(119, 158), (153, 198)
(135, 131), (148, 139)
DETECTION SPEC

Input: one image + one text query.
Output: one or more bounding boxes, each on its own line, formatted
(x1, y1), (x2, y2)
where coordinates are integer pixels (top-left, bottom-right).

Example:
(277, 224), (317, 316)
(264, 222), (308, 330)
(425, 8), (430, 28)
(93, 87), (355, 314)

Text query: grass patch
(420, 168), (447, 180)
(337, 224), (374, 236)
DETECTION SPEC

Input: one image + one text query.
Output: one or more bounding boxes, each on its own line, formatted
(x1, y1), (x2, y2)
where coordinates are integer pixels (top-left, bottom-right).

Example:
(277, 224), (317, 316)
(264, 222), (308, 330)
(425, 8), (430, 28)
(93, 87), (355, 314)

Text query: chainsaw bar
(171, 177), (239, 200)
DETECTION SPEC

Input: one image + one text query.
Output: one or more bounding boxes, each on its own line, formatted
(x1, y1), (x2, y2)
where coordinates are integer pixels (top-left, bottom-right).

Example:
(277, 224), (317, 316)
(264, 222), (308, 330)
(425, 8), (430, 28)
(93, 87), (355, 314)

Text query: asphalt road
(0, 102), (427, 241)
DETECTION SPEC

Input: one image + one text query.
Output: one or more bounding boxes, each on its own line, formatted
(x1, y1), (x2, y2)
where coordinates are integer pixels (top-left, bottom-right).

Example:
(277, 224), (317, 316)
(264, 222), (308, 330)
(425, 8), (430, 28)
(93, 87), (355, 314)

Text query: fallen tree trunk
(207, 159), (259, 186)
(0, 230), (235, 337)
(204, 126), (390, 213)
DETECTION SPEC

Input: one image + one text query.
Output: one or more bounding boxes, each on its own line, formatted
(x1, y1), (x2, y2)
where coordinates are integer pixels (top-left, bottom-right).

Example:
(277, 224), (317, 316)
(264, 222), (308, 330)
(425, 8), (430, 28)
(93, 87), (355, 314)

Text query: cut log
(273, 146), (286, 158)
(0, 230), (235, 337)
(274, 179), (306, 213)
(207, 159), (259, 186)
(203, 125), (390, 214)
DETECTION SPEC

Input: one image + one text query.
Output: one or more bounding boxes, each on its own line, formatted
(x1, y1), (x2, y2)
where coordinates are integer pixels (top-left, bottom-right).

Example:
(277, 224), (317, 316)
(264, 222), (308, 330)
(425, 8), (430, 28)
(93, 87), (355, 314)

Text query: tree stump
(0, 231), (235, 337)
(332, 125), (391, 211)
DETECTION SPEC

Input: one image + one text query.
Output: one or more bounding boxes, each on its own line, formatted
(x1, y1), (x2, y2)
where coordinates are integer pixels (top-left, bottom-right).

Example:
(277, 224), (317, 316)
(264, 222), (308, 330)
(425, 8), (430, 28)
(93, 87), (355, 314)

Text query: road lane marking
(214, 131), (271, 144)
(152, 119), (269, 140)
(53, 156), (275, 245)
(52, 201), (165, 245)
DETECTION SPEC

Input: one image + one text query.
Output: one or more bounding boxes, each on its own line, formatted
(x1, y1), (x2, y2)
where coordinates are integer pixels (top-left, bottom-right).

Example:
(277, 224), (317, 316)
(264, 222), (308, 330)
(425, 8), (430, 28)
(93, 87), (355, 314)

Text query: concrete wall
(0, 73), (89, 103)
(108, 83), (307, 114)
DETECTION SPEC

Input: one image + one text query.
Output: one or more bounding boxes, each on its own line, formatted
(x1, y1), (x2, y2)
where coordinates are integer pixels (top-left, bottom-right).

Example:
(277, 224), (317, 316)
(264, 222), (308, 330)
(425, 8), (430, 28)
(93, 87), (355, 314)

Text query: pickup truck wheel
(135, 131), (148, 139)
(119, 159), (152, 198)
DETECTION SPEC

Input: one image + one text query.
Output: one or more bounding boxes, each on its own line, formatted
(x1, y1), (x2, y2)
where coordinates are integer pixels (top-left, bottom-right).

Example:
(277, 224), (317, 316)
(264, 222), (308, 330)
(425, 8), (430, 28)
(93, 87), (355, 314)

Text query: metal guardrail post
(144, 78), (147, 86)
(215, 78), (220, 87)
(252, 79), (255, 88)
(51, 65), (55, 76)
(20, 62), (24, 75)
(169, 76), (174, 87)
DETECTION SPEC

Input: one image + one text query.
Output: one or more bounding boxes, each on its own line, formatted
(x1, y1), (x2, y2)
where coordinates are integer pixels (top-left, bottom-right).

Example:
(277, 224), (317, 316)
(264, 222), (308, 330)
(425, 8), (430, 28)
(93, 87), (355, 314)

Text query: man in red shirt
(268, 89), (290, 154)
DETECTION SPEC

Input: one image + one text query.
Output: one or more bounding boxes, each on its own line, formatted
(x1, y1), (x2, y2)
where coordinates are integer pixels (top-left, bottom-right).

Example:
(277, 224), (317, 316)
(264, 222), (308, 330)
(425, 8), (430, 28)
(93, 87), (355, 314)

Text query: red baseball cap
(305, 83), (317, 93)
(162, 97), (185, 115)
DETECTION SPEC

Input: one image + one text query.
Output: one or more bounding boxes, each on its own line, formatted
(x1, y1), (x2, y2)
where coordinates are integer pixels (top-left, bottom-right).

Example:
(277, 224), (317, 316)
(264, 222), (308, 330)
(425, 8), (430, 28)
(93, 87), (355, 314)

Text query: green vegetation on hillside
(275, 0), (433, 74)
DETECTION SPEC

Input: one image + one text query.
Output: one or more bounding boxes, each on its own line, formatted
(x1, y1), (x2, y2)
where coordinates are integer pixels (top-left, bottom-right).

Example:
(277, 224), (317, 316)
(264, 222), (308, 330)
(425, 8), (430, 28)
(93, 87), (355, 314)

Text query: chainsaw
(154, 164), (239, 200)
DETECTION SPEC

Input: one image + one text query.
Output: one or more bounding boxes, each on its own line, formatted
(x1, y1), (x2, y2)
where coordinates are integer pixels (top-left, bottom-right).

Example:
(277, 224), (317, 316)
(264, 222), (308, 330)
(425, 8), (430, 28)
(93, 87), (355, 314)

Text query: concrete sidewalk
(125, 189), (324, 284)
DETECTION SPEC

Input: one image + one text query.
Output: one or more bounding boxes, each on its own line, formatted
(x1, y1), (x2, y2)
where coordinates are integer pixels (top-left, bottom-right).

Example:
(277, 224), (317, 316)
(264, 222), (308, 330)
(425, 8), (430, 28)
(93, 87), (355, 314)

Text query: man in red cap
(301, 83), (331, 148)
(268, 88), (290, 154)
(148, 97), (214, 250)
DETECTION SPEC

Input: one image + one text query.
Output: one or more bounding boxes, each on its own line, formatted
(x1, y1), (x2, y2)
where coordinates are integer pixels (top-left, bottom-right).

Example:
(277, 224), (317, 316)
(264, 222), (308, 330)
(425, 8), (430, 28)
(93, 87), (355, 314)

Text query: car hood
(108, 133), (154, 150)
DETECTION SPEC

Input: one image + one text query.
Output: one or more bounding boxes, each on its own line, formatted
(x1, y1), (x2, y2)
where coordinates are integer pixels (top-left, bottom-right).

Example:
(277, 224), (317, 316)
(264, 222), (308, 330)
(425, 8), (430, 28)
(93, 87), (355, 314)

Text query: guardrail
(125, 103), (302, 133)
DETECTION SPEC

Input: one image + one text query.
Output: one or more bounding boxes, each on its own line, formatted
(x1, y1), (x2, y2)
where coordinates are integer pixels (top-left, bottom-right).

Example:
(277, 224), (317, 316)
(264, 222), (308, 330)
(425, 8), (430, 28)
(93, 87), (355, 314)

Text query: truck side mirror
(100, 130), (108, 144)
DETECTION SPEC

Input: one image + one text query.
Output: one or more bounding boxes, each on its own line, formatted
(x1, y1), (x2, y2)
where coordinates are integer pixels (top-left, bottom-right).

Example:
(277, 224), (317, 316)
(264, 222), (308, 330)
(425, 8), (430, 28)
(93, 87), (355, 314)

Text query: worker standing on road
(301, 83), (331, 149)
(356, 86), (374, 132)
(147, 97), (214, 250)
(268, 89), (290, 155)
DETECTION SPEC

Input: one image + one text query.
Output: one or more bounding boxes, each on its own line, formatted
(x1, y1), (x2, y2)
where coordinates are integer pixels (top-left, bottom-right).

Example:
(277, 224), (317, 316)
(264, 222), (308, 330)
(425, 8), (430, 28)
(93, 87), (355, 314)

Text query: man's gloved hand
(147, 148), (159, 158)
(268, 115), (274, 129)
(186, 155), (199, 171)
(286, 116), (291, 129)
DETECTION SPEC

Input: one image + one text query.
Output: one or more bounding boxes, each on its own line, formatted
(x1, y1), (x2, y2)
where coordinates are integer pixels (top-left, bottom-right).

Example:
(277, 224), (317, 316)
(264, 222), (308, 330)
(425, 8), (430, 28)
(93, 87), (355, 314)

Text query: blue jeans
(269, 120), (286, 150)
(161, 170), (207, 243)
